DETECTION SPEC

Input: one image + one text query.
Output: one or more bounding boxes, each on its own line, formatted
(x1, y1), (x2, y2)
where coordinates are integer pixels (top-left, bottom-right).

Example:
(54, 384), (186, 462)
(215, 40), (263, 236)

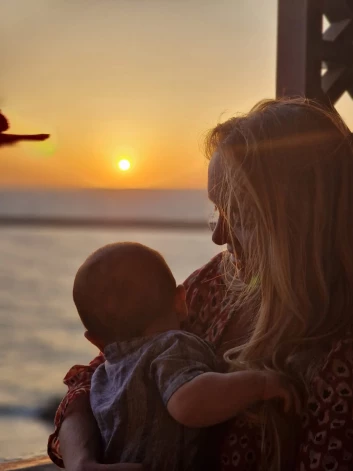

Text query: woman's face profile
(208, 152), (245, 267)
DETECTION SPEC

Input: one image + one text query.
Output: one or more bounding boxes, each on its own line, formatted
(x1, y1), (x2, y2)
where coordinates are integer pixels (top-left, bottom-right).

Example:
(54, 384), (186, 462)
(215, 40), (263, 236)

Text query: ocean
(0, 189), (221, 461)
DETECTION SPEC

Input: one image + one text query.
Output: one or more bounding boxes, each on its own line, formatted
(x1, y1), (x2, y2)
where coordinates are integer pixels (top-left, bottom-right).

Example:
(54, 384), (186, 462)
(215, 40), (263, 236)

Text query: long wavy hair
(205, 98), (353, 470)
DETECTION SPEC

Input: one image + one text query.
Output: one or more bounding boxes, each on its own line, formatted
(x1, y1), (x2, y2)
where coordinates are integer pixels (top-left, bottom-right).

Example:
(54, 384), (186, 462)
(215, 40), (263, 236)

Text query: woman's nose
(212, 217), (229, 246)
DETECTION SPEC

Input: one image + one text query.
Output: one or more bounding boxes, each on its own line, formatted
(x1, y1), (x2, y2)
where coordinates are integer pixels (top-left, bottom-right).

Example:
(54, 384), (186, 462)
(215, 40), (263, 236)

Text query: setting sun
(117, 158), (131, 171)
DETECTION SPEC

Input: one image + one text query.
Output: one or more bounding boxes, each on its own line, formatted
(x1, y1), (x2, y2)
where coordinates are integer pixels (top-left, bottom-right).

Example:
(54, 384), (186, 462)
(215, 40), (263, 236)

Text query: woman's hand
(262, 371), (301, 414)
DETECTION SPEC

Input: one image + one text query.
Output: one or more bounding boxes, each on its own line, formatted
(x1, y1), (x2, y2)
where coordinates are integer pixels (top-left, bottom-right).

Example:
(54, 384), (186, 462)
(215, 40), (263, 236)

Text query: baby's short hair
(73, 242), (176, 342)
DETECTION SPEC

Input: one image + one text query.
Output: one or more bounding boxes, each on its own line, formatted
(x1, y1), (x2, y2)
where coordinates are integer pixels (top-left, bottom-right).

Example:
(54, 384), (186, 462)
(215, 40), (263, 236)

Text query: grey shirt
(90, 330), (218, 471)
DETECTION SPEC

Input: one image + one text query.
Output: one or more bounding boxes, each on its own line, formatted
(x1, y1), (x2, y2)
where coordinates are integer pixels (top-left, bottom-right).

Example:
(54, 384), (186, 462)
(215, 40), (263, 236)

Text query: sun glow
(117, 158), (131, 171)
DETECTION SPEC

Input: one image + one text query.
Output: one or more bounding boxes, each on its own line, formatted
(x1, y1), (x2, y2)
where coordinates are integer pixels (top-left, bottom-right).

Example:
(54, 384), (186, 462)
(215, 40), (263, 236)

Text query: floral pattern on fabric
(219, 338), (353, 471)
(296, 338), (353, 471)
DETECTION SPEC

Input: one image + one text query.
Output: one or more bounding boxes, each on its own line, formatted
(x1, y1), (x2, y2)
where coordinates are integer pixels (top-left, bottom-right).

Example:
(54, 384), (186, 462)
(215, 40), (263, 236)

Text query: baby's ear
(175, 284), (188, 320)
(84, 330), (105, 352)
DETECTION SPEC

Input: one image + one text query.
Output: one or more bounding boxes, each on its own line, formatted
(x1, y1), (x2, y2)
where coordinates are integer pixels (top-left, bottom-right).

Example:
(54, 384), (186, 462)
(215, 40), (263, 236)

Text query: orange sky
(1, 0), (353, 189)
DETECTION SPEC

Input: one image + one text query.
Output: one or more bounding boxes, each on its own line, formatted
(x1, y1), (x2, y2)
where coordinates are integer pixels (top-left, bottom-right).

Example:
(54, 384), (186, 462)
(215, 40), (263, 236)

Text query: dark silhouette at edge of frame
(0, 110), (49, 147)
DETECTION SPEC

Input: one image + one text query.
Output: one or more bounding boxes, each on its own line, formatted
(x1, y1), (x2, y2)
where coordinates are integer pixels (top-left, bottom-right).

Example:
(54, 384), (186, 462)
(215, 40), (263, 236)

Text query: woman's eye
(208, 205), (219, 231)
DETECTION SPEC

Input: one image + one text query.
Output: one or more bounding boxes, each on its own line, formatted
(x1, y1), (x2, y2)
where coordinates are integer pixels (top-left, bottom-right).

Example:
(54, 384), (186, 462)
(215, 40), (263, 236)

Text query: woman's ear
(84, 330), (105, 352)
(174, 284), (188, 321)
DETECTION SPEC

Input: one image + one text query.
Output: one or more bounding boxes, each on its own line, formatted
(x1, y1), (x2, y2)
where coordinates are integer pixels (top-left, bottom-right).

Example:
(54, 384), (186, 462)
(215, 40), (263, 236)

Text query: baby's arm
(167, 370), (298, 428)
(151, 332), (300, 429)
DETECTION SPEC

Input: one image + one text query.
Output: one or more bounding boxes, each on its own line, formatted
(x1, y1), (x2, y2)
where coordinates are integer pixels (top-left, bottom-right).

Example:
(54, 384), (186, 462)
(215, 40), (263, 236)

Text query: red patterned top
(47, 253), (353, 471)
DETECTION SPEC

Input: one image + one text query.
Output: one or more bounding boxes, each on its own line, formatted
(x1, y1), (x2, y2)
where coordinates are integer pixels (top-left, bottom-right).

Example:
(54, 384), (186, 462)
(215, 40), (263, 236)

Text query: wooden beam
(323, 0), (353, 22)
(276, 0), (324, 100)
(322, 66), (353, 102)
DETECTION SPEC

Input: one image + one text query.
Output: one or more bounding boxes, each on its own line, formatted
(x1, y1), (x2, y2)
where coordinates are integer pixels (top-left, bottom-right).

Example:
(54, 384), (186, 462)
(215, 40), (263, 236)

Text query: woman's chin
(226, 252), (246, 281)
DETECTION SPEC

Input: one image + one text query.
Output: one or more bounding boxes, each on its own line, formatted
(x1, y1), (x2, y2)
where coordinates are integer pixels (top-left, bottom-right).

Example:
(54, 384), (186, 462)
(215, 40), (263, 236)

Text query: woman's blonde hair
(205, 97), (353, 470)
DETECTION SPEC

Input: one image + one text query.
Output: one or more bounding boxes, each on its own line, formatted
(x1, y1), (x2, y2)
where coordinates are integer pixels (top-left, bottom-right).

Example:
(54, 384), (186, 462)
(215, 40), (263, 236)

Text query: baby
(73, 242), (297, 471)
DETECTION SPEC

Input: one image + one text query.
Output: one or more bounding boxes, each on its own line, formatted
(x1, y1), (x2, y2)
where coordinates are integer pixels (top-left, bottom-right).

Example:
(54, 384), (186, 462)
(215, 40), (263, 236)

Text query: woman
(48, 98), (353, 471)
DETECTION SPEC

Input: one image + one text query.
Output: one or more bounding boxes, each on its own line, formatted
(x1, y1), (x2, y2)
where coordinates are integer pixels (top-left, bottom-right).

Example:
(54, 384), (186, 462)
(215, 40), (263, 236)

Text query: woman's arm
(48, 354), (144, 471)
(59, 396), (143, 471)
(48, 354), (105, 468)
(59, 394), (102, 471)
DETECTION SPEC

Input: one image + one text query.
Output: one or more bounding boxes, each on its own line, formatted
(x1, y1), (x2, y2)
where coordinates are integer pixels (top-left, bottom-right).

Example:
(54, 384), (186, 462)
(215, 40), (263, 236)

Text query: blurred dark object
(0, 455), (55, 470)
(277, 0), (353, 105)
(37, 396), (62, 423)
(0, 111), (9, 132)
(0, 110), (49, 147)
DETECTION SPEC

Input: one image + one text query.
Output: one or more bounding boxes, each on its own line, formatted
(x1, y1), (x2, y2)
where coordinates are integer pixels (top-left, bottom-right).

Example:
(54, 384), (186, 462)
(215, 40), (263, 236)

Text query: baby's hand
(261, 371), (301, 414)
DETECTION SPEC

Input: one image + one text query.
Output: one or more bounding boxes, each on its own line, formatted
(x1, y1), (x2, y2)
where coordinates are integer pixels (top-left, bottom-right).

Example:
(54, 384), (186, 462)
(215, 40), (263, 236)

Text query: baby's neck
(142, 317), (181, 337)
(100, 318), (181, 347)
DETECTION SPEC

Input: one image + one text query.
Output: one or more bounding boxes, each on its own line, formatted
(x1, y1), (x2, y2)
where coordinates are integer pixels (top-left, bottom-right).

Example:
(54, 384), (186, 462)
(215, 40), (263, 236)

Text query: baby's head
(73, 242), (187, 349)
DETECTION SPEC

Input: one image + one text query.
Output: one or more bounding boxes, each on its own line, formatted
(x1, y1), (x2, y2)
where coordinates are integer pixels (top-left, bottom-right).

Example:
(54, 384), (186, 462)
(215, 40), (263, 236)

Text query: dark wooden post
(276, 0), (353, 105)
(276, 0), (324, 100)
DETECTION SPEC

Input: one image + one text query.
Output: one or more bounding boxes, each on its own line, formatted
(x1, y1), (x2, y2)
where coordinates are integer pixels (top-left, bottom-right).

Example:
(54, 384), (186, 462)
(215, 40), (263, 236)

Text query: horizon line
(0, 187), (207, 192)
(0, 215), (209, 231)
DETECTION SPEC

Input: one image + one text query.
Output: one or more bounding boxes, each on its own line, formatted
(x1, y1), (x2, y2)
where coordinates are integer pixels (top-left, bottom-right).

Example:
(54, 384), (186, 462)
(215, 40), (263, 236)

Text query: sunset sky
(2, 0), (353, 189)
